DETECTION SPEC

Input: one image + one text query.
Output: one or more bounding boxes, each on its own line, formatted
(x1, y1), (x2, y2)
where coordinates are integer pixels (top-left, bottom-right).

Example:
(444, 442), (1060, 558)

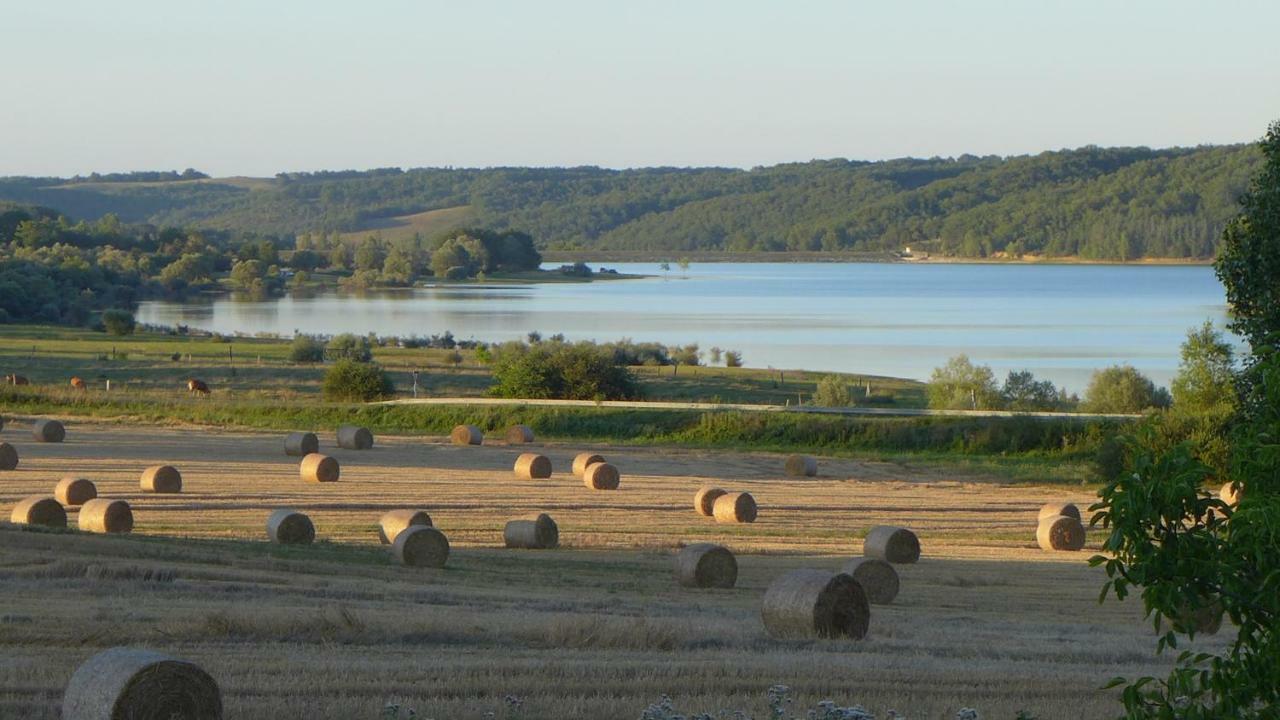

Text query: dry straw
(378, 509), (433, 545)
(1037, 515), (1086, 551)
(785, 454), (818, 477)
(284, 431), (319, 457)
(10, 495), (67, 528)
(0, 441), (17, 471)
(450, 424), (483, 445)
(336, 424), (374, 450)
(513, 453), (552, 479)
(393, 525), (450, 567)
(61, 646), (222, 720)
(1219, 482), (1242, 507)
(78, 499), (133, 534)
(840, 557), (900, 605)
(299, 453), (340, 483)
(694, 486), (727, 517)
(504, 513), (559, 549)
(572, 453), (605, 478)
(582, 462), (620, 490)
(55, 477), (97, 506)
(673, 543), (737, 588)
(1037, 502), (1081, 523)
(267, 508), (315, 544)
(505, 424), (535, 444)
(140, 465), (182, 494)
(761, 569), (870, 639)
(713, 492), (757, 523)
(863, 525), (920, 564)
(32, 418), (66, 443)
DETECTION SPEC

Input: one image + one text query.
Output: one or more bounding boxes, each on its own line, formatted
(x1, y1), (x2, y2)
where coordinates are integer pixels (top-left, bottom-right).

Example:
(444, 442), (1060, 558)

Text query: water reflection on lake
(136, 263), (1232, 391)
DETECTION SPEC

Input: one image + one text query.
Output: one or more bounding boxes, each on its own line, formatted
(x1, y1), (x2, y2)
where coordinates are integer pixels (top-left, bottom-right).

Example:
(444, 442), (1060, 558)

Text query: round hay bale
(450, 424), (483, 445)
(336, 424), (374, 450)
(840, 557), (900, 605)
(582, 462), (620, 490)
(378, 509), (433, 545)
(694, 486), (728, 517)
(78, 499), (133, 534)
(863, 525), (920, 564)
(55, 477), (97, 506)
(32, 418), (65, 443)
(10, 495), (67, 528)
(1037, 502), (1081, 523)
(572, 452), (606, 478)
(61, 646), (222, 720)
(674, 543), (737, 588)
(784, 454), (817, 477)
(0, 441), (17, 471)
(712, 492), (757, 523)
(505, 424), (535, 444)
(284, 431), (319, 457)
(504, 513), (559, 549)
(299, 453), (340, 483)
(266, 508), (315, 544)
(140, 465), (182, 494)
(761, 569), (870, 639)
(1219, 482), (1242, 507)
(393, 525), (450, 567)
(1037, 515), (1086, 551)
(1173, 600), (1224, 635)
(513, 453), (552, 479)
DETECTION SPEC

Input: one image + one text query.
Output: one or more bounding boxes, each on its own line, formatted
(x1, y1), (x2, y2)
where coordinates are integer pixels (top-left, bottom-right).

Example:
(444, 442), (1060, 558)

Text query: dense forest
(0, 144), (1260, 259)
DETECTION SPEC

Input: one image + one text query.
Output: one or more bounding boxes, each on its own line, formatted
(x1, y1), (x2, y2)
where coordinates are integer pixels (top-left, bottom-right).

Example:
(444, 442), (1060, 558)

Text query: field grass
(338, 205), (475, 244)
(0, 423), (1219, 719)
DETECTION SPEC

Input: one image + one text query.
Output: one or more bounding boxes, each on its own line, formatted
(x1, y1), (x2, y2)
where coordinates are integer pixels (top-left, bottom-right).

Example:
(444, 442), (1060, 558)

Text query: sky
(2, 0), (1277, 177)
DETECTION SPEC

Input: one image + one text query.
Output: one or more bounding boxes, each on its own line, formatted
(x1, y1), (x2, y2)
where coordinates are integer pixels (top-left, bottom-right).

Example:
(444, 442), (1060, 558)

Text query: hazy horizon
(4, 1), (1277, 177)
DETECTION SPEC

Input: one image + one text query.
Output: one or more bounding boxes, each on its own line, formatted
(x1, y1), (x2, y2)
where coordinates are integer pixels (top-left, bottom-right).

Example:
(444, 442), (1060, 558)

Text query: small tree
(677, 257), (691, 277)
(289, 334), (326, 363)
(322, 360), (394, 401)
(326, 333), (373, 362)
(100, 309), (135, 336)
(1171, 321), (1236, 413)
(1001, 370), (1060, 411)
(1081, 365), (1171, 413)
(723, 350), (743, 368)
(927, 354), (1001, 410)
(708, 346), (723, 365)
(813, 374), (852, 407)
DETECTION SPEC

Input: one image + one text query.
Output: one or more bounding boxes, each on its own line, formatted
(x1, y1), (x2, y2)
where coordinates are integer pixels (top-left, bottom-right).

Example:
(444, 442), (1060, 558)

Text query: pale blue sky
(3, 0), (1277, 176)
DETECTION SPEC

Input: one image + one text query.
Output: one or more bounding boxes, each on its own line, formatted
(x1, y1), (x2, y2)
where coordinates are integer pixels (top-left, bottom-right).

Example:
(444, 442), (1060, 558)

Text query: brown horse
(70, 376), (87, 390)
(187, 378), (210, 396)
(5, 374), (29, 386)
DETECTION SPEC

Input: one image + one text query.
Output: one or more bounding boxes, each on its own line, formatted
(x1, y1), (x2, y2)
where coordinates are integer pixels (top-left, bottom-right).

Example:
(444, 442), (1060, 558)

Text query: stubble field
(0, 420), (1226, 719)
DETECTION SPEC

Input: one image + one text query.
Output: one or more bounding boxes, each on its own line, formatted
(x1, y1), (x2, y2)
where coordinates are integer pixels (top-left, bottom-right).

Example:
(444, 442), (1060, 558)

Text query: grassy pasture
(338, 205), (475, 244)
(0, 422), (1221, 719)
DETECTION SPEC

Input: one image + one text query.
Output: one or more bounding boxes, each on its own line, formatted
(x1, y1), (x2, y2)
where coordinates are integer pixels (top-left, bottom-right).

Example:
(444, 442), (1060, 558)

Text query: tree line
(0, 145), (1261, 259)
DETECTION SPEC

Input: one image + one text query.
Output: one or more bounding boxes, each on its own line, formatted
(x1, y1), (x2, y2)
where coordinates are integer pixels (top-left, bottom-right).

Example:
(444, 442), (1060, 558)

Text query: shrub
(1081, 365), (1170, 413)
(289, 334), (326, 363)
(326, 333), (373, 362)
(322, 360), (394, 401)
(1001, 370), (1061, 411)
(724, 350), (743, 367)
(100, 309), (136, 336)
(928, 354), (1002, 410)
(490, 341), (640, 400)
(813, 374), (853, 407)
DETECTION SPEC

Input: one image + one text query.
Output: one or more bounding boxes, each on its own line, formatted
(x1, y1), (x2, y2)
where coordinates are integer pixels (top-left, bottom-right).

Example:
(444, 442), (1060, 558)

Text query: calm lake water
(136, 263), (1231, 392)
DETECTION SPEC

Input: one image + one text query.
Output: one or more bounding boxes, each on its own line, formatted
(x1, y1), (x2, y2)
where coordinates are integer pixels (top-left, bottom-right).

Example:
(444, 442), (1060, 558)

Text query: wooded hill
(0, 144), (1260, 259)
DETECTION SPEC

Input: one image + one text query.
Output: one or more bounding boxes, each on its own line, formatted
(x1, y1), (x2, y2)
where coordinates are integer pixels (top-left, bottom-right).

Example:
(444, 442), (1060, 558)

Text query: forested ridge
(0, 144), (1260, 259)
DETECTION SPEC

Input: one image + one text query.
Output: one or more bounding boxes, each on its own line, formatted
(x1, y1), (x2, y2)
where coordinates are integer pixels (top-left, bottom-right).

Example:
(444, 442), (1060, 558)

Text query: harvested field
(0, 423), (1229, 719)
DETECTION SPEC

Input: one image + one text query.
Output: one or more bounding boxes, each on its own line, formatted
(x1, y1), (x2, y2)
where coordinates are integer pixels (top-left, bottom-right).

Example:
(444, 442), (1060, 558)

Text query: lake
(136, 262), (1232, 392)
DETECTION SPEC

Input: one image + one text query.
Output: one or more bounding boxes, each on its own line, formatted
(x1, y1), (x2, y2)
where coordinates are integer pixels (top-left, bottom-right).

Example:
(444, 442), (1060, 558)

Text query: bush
(1002, 370), (1061, 411)
(490, 341), (640, 400)
(724, 350), (743, 368)
(928, 354), (1002, 410)
(322, 360), (394, 401)
(813, 375), (852, 407)
(289, 334), (326, 363)
(100, 309), (136, 336)
(326, 333), (372, 362)
(1081, 365), (1170, 413)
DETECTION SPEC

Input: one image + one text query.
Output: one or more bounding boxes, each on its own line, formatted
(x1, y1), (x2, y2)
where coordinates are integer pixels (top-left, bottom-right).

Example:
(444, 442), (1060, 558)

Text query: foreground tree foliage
(1092, 120), (1280, 718)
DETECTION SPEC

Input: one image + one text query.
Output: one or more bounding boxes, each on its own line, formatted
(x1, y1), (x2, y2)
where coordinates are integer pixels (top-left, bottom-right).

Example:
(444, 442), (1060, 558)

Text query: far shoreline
(542, 250), (1215, 266)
